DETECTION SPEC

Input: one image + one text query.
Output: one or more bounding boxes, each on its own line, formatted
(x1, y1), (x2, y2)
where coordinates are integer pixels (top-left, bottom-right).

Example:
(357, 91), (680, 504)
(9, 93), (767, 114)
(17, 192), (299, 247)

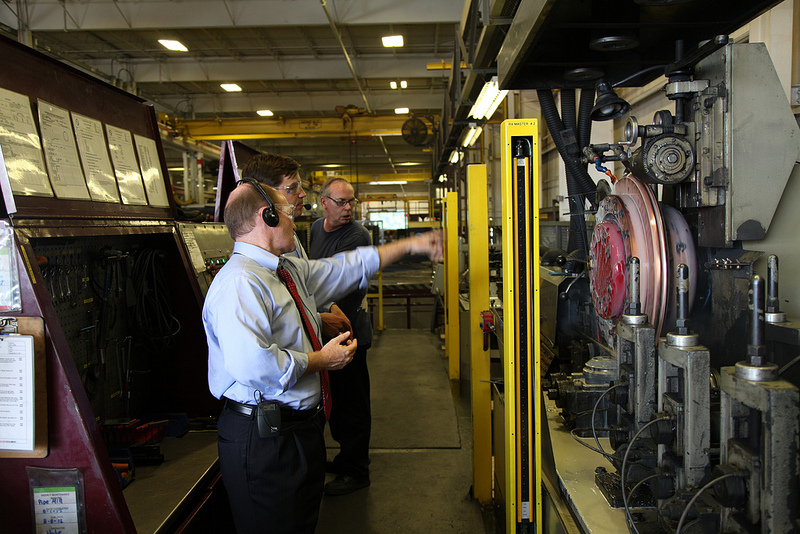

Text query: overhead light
(396, 162), (422, 166)
(159, 39), (188, 52)
(168, 167), (184, 172)
(382, 35), (404, 47)
(590, 79), (631, 121)
(469, 76), (508, 120)
(461, 125), (483, 147)
(394, 107), (409, 114)
(400, 80), (407, 89)
(369, 180), (408, 185)
(449, 150), (460, 164)
(221, 83), (242, 92)
(257, 109), (274, 117)
(321, 164), (342, 168)
(390, 81), (398, 89)
(438, 174), (447, 183)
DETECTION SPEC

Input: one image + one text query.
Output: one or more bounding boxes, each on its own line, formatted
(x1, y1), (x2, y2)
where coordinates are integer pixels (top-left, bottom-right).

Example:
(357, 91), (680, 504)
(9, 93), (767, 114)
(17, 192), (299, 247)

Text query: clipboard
(0, 316), (47, 457)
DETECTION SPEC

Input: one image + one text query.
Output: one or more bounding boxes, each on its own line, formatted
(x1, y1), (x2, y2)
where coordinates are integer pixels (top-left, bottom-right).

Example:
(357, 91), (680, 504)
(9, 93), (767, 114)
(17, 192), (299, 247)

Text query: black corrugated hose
(538, 88), (597, 269)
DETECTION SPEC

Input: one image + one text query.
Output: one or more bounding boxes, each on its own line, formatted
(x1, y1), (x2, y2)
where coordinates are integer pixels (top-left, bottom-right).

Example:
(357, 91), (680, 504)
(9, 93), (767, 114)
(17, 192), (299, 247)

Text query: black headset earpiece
(239, 177), (280, 227)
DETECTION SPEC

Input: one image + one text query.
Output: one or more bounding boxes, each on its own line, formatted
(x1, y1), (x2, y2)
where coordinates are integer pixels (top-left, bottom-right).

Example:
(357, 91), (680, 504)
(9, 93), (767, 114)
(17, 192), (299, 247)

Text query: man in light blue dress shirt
(203, 182), (442, 533)
(239, 152), (351, 337)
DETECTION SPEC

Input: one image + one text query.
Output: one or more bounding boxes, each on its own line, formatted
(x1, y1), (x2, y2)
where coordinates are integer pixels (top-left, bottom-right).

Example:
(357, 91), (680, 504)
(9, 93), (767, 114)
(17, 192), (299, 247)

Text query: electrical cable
(779, 354), (800, 376)
(569, 428), (615, 461)
(592, 383), (627, 455)
(131, 248), (181, 352)
(611, 65), (668, 88)
(675, 473), (743, 534)
(622, 417), (672, 534)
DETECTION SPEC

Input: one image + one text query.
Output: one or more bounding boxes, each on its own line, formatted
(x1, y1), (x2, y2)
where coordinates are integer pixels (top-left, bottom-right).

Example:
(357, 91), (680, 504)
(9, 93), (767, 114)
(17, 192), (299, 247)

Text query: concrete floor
(316, 308), (494, 534)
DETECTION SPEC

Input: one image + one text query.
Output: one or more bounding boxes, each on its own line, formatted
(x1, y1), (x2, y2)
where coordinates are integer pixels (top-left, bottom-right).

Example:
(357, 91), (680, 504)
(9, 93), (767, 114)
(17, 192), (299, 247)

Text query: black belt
(224, 399), (319, 423)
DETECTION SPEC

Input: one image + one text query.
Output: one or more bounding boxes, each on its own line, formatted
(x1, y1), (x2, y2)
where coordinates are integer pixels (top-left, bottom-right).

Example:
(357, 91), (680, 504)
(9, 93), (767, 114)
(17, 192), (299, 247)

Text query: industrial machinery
(542, 37), (800, 533)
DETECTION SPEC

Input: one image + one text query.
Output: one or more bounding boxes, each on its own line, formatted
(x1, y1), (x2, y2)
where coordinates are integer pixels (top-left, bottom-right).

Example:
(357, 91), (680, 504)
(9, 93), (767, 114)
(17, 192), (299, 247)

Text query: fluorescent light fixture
(400, 80), (407, 89)
(449, 150), (459, 164)
(221, 83), (242, 92)
(159, 39), (187, 52)
(390, 81), (398, 89)
(321, 164), (342, 168)
(256, 109), (274, 117)
(461, 125), (483, 147)
(168, 167), (185, 172)
(394, 107), (409, 114)
(396, 162), (422, 166)
(382, 35), (404, 47)
(468, 76), (509, 120)
(369, 180), (408, 185)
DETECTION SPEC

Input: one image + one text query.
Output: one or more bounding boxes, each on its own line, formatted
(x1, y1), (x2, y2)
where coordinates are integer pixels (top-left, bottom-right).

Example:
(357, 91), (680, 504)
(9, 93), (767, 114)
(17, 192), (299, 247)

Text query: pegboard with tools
(31, 233), (185, 425)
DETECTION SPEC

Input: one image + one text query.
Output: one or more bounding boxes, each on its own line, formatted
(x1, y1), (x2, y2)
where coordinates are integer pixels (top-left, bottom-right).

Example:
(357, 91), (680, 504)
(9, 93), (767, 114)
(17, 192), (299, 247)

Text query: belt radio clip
(255, 391), (281, 437)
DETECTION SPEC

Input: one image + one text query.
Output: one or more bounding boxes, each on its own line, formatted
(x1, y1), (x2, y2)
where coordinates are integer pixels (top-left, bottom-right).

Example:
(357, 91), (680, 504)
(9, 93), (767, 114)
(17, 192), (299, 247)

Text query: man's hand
(305, 331), (357, 374)
(377, 229), (444, 269)
(320, 305), (352, 341)
(409, 229), (444, 262)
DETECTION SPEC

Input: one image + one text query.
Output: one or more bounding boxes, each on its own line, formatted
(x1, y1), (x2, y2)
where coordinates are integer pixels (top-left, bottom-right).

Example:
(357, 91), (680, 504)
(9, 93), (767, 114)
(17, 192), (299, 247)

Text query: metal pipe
(320, 0), (373, 115)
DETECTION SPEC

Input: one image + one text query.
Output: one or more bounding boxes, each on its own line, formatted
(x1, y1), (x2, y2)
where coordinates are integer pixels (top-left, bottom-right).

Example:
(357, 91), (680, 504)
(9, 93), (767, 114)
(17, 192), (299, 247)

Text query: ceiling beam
(160, 91), (443, 116)
(84, 56), (448, 84)
(311, 172), (429, 183)
(171, 114), (437, 140)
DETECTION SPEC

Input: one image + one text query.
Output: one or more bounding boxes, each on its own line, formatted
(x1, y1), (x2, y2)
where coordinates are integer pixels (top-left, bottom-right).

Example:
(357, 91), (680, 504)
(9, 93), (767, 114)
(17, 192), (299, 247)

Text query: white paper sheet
(0, 88), (52, 197)
(133, 134), (170, 208)
(37, 100), (90, 200)
(0, 335), (35, 452)
(106, 125), (147, 205)
(71, 113), (120, 203)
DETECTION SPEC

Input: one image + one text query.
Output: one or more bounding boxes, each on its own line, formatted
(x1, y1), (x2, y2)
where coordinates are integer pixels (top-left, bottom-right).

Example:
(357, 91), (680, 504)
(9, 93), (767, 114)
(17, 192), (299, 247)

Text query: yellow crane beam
(359, 195), (429, 201)
(310, 171), (429, 184)
(168, 114), (438, 141)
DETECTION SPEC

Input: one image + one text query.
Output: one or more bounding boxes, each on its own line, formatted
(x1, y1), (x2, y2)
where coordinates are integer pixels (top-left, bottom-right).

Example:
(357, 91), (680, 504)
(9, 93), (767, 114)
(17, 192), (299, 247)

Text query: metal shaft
(767, 254), (780, 313)
(676, 263), (689, 334)
(628, 257), (641, 315)
(748, 274), (766, 366)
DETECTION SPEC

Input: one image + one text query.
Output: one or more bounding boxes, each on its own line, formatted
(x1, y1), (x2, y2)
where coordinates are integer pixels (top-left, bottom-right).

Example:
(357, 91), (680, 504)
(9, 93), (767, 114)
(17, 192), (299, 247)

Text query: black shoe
(323, 474), (370, 496)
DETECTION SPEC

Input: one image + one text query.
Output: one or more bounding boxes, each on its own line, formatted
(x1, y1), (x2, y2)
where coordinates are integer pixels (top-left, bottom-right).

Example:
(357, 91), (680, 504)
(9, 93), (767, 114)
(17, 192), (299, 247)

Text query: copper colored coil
(615, 176), (668, 338)
(661, 204), (697, 331)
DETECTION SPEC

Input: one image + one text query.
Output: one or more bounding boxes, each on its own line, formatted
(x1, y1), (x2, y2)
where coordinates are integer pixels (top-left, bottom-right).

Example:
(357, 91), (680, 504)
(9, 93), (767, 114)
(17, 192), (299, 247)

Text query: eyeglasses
(274, 204), (295, 220)
(324, 196), (359, 208)
(274, 182), (303, 194)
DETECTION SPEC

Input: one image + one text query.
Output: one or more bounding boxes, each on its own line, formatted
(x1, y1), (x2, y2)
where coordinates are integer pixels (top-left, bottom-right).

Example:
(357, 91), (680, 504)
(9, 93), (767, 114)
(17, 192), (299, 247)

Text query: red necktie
(276, 267), (331, 420)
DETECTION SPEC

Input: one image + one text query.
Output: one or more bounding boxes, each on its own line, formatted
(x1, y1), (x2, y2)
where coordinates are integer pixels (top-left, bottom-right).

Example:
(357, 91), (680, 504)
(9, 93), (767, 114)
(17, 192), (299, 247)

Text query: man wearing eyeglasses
(309, 177), (374, 496)
(240, 153), (351, 339)
(205, 182), (443, 533)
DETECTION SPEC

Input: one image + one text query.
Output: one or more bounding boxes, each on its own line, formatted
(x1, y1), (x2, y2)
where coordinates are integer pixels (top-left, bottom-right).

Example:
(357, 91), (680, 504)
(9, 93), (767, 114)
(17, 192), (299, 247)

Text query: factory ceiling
(0, 0), (785, 195)
(0, 0), (466, 187)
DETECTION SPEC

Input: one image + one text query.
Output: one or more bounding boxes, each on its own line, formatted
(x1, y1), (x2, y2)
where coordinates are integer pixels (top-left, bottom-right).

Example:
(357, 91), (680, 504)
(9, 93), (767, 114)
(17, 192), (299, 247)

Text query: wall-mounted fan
(401, 116), (435, 147)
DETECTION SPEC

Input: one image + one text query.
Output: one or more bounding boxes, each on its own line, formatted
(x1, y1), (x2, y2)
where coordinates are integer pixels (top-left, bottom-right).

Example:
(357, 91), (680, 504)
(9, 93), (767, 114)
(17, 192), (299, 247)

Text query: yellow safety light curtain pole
(467, 164), (491, 503)
(444, 191), (460, 380)
(501, 120), (542, 532)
